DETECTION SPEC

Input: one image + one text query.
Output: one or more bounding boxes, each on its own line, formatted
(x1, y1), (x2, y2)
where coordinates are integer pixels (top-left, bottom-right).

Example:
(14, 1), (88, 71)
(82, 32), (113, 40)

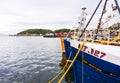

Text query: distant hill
(54, 28), (70, 33)
(17, 28), (70, 36)
(17, 29), (53, 36)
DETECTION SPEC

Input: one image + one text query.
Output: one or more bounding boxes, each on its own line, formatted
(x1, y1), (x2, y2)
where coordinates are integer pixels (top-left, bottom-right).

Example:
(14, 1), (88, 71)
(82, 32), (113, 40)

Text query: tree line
(17, 28), (70, 35)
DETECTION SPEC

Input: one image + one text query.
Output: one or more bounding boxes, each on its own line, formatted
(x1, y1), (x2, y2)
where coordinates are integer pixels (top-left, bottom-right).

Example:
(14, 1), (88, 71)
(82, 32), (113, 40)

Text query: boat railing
(71, 29), (120, 45)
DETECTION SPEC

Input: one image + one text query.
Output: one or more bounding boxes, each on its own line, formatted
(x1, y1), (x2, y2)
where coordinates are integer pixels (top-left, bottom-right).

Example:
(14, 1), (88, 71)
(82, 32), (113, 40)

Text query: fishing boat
(60, 0), (120, 83)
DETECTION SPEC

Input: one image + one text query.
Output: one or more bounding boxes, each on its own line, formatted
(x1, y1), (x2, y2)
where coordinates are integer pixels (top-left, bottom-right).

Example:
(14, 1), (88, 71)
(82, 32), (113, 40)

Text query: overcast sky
(0, 0), (120, 34)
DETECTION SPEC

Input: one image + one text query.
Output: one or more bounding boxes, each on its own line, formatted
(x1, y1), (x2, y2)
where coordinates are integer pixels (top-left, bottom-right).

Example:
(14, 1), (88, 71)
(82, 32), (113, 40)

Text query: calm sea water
(0, 36), (68, 83)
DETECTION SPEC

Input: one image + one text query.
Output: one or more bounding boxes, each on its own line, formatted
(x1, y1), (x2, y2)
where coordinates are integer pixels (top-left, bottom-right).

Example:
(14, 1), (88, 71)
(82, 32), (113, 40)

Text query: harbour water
(0, 36), (69, 83)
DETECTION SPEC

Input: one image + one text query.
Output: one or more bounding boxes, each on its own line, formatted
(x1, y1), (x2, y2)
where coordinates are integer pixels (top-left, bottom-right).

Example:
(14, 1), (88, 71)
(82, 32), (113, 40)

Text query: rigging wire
(79, 0), (103, 39)
(94, 0), (108, 40)
(65, 19), (79, 39)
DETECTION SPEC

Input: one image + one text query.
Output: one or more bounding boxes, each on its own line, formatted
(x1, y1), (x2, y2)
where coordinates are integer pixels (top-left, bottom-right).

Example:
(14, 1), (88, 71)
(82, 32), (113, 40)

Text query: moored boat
(60, 0), (120, 83)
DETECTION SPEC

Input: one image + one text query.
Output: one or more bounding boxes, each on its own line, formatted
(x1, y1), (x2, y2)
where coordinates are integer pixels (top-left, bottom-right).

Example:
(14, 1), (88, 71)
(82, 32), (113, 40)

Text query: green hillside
(17, 29), (53, 35)
(54, 28), (70, 33)
(17, 28), (70, 35)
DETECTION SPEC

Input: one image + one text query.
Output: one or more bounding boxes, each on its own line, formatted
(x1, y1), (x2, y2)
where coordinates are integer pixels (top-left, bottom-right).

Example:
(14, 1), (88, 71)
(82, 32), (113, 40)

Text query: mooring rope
(48, 52), (72, 83)
(82, 49), (85, 83)
(58, 42), (85, 83)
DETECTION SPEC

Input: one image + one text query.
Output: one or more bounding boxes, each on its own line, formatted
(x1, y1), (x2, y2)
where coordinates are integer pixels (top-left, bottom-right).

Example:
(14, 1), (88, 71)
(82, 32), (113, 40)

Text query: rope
(58, 42), (85, 83)
(48, 52), (72, 83)
(82, 50), (84, 83)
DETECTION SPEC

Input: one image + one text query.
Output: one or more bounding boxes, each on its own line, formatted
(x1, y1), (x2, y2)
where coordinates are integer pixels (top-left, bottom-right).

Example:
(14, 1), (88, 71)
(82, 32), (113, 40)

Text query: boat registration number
(82, 46), (106, 58)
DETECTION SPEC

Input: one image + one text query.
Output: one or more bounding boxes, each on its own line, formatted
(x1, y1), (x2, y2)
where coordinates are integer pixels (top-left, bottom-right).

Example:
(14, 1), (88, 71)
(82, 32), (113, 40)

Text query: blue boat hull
(64, 39), (120, 83)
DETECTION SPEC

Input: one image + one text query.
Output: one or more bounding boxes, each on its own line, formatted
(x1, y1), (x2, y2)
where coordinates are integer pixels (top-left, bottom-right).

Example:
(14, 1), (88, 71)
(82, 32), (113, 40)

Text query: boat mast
(96, 0), (108, 30)
(78, 7), (86, 29)
(94, 0), (120, 40)
(78, 8), (86, 41)
(79, 0), (102, 39)
(74, 8), (87, 40)
(94, 0), (108, 40)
